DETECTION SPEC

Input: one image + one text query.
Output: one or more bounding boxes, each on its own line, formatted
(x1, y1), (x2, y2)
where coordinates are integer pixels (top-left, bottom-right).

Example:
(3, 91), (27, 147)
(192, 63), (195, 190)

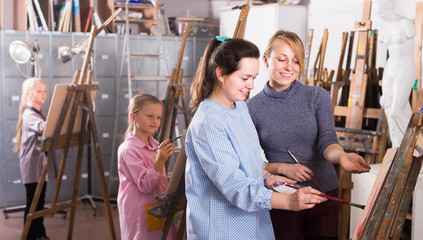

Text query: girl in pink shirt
(117, 93), (176, 240)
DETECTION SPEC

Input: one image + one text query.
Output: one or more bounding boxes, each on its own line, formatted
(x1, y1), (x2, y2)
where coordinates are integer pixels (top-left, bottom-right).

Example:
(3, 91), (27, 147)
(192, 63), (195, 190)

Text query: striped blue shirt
(185, 99), (274, 240)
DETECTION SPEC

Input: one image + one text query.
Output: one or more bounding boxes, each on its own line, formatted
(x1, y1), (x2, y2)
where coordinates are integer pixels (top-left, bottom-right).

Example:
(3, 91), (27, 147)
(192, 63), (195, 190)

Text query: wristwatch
(264, 173), (272, 186)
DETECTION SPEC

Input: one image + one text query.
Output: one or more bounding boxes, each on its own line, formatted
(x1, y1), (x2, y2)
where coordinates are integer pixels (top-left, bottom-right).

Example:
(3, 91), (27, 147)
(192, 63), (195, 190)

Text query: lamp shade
(58, 44), (73, 63)
(9, 40), (32, 64)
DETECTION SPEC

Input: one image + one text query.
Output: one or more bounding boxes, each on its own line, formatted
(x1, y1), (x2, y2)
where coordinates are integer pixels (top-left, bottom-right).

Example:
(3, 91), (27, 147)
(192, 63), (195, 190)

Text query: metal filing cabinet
(138, 35), (160, 76)
(51, 32), (73, 77)
(116, 34), (142, 77)
(0, 32), (3, 174)
(95, 116), (115, 156)
(5, 160), (25, 206)
(180, 37), (194, 77)
(163, 36), (178, 74)
(95, 35), (117, 77)
(0, 162), (6, 206)
(195, 38), (209, 71)
(78, 154), (89, 198)
(94, 76), (116, 117)
(118, 115), (129, 138)
(3, 77), (25, 121)
(3, 120), (19, 163)
(0, 121), (4, 163)
(0, 31), (3, 122)
(118, 87), (130, 116)
(91, 154), (112, 196)
(28, 32), (51, 78)
(51, 148), (78, 201)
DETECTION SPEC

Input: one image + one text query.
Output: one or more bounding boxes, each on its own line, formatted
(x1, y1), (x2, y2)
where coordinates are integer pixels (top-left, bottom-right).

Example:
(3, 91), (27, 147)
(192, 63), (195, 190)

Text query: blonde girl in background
(117, 93), (177, 240)
(15, 78), (52, 240)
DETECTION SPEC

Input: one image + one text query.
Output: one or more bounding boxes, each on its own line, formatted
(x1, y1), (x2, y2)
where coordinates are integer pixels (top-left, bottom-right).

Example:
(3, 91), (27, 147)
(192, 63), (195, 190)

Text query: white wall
(160, 0), (210, 18)
(220, 4), (308, 97)
(308, 0), (419, 73)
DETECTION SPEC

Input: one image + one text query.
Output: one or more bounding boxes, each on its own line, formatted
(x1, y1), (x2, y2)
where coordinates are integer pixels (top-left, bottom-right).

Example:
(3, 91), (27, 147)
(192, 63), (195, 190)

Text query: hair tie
(216, 36), (231, 42)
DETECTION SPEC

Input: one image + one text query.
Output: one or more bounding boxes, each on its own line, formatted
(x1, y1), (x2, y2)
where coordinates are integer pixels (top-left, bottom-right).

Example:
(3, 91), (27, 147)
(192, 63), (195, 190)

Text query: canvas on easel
(42, 82), (98, 138)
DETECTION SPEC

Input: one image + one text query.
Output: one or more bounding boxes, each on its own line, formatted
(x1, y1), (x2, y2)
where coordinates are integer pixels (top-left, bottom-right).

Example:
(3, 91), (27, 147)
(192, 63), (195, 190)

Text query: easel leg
(67, 92), (88, 239)
(52, 90), (83, 213)
(339, 170), (352, 240)
(175, 210), (186, 240)
(85, 90), (117, 239)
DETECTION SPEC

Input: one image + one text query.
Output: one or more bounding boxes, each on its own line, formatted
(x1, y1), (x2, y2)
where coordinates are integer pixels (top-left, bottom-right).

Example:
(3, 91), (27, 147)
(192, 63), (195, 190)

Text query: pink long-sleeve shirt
(117, 133), (176, 240)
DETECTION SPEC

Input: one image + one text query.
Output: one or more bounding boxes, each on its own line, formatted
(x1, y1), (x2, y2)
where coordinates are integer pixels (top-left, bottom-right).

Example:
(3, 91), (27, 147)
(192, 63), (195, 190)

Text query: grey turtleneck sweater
(247, 80), (339, 193)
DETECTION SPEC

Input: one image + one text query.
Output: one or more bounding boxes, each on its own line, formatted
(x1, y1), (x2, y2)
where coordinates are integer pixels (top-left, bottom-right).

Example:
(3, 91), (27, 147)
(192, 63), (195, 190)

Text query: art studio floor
(0, 201), (121, 240)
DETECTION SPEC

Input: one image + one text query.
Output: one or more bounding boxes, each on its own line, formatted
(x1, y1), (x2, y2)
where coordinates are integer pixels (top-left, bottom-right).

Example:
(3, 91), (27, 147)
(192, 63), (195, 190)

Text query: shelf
(114, 4), (154, 10)
(112, 2), (157, 34)
(114, 19), (157, 24)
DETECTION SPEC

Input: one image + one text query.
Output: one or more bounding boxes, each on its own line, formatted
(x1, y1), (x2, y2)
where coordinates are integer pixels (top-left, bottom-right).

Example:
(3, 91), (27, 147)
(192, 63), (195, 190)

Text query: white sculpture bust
(375, 0), (416, 147)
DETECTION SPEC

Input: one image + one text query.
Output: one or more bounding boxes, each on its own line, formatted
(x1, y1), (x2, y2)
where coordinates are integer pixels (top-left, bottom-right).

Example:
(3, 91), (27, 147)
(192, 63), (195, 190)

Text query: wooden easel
(331, 1), (387, 239)
(303, 28), (314, 84)
(336, 31), (356, 114)
(155, 22), (191, 145)
(331, 32), (349, 107)
(21, 21), (118, 240)
(147, 21), (191, 240)
(148, 4), (251, 239)
(309, 28), (329, 87)
(353, 111), (423, 239)
(232, 2), (250, 39)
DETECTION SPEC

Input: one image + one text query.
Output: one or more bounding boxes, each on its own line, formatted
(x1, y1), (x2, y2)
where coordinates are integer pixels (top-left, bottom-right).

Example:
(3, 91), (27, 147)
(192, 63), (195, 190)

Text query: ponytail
(190, 39), (221, 111)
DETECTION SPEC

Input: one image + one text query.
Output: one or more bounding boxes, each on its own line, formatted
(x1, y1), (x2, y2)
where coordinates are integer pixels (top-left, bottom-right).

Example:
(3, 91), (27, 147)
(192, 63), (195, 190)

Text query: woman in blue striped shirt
(184, 37), (324, 240)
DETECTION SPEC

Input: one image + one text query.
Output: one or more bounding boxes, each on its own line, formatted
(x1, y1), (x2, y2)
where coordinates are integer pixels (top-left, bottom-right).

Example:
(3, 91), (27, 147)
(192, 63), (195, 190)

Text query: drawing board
(42, 82), (98, 138)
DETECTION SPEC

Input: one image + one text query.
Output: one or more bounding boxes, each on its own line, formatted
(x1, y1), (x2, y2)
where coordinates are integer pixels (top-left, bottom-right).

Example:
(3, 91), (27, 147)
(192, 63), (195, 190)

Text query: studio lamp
(9, 40), (41, 78)
(58, 44), (95, 73)
(58, 44), (75, 63)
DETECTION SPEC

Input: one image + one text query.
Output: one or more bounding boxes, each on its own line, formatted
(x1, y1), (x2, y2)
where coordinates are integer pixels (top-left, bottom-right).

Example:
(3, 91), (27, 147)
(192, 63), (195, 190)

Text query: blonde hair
(124, 93), (163, 139)
(14, 78), (46, 152)
(263, 30), (305, 81)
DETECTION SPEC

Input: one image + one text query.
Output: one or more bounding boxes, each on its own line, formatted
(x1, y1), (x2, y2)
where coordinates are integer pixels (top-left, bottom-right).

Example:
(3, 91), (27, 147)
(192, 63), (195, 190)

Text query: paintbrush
(153, 133), (186, 151)
(286, 148), (324, 192)
(276, 182), (365, 210)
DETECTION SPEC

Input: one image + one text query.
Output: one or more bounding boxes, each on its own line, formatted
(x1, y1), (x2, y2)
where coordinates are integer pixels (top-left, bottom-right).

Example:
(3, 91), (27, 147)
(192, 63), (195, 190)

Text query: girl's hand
(282, 163), (314, 182)
(288, 187), (324, 211)
(339, 153), (371, 173)
(266, 175), (296, 189)
(156, 139), (175, 163)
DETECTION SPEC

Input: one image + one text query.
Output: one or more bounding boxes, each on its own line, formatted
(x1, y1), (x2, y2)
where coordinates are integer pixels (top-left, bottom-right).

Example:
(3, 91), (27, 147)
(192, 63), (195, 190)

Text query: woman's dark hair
(190, 38), (260, 111)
